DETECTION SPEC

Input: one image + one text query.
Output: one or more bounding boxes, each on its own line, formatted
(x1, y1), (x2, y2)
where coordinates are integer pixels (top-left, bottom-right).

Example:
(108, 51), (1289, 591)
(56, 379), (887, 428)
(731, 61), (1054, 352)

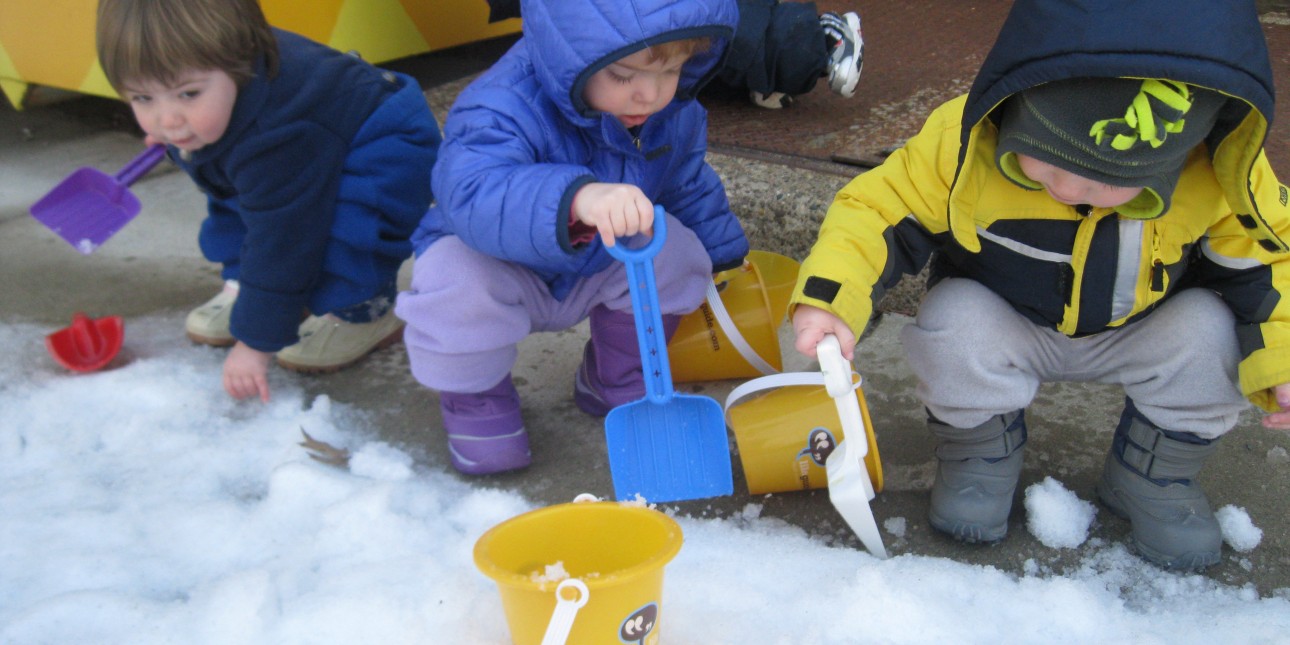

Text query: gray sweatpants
(899, 278), (1247, 438)
(394, 215), (712, 394)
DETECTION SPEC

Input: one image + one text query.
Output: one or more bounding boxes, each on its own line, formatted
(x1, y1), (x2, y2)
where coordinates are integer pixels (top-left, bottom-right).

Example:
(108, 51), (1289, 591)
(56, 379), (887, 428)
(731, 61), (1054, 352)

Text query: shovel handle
(605, 207), (674, 404)
(602, 204), (667, 263)
(113, 145), (167, 186)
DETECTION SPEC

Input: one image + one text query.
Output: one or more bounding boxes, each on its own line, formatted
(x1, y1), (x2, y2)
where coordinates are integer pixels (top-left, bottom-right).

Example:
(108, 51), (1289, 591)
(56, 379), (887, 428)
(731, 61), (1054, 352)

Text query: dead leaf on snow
(299, 427), (351, 468)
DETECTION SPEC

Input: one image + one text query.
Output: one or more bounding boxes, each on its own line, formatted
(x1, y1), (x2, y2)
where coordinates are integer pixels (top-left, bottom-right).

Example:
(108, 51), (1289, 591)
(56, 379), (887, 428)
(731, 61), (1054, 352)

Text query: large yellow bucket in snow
(474, 500), (683, 645)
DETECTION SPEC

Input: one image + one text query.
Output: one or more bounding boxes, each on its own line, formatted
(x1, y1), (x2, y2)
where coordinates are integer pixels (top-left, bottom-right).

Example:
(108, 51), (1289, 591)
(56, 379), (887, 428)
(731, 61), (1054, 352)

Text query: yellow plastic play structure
(0, 0), (520, 109)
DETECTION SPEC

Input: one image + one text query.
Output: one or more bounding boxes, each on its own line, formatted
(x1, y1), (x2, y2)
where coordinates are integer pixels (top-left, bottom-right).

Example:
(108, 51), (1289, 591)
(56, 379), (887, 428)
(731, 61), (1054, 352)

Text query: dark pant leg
(717, 0), (827, 96)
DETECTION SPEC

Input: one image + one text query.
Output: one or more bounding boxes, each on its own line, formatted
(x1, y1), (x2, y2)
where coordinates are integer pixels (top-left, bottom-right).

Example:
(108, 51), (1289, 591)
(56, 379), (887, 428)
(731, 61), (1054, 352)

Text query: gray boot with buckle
(1097, 400), (1222, 569)
(928, 410), (1027, 543)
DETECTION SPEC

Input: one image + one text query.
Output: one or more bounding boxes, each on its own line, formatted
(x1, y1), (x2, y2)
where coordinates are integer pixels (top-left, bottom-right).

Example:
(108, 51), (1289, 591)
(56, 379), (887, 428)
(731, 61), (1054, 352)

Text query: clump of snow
(1216, 505), (1263, 552)
(620, 493), (652, 508)
(738, 503), (764, 521)
(884, 516), (907, 538)
(1267, 445), (1288, 465)
(531, 561), (571, 584)
(347, 441), (415, 481)
(1024, 477), (1097, 549)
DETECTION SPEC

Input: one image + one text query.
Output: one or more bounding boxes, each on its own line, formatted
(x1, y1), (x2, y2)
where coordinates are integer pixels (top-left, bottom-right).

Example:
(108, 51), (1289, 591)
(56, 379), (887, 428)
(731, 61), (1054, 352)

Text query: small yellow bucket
(473, 501), (683, 645)
(725, 377), (883, 495)
(668, 251), (800, 382)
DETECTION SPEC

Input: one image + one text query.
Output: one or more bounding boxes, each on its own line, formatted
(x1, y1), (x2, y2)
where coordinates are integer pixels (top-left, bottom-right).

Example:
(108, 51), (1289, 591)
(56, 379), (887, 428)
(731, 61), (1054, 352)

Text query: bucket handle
(541, 578), (590, 645)
(722, 368), (860, 415)
(704, 260), (780, 376)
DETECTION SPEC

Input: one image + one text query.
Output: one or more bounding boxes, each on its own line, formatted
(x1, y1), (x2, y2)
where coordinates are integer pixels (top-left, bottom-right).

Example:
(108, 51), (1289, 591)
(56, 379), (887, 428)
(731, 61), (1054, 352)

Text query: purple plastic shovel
(29, 144), (166, 254)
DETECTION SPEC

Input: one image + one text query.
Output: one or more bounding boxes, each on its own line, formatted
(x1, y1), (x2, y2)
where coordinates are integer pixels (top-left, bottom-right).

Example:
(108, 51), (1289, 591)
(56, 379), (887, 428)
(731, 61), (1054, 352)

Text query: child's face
(1016, 154), (1144, 209)
(122, 69), (238, 153)
(583, 48), (688, 129)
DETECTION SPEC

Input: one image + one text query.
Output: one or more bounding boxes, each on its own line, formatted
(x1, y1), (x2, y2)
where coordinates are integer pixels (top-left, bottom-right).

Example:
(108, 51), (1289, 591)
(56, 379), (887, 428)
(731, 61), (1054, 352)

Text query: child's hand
(792, 304), (856, 360)
(1262, 382), (1290, 430)
(224, 342), (271, 402)
(571, 182), (654, 247)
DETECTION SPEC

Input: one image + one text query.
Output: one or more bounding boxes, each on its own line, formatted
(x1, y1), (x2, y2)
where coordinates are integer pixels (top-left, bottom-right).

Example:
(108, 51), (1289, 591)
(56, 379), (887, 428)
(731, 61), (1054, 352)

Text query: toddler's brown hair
(96, 0), (278, 91)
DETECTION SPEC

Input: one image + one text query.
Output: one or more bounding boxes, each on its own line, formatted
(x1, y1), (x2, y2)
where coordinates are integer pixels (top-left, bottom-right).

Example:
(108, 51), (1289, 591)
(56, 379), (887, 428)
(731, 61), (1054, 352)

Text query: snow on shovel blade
(818, 334), (888, 558)
(604, 208), (734, 504)
(30, 145), (165, 254)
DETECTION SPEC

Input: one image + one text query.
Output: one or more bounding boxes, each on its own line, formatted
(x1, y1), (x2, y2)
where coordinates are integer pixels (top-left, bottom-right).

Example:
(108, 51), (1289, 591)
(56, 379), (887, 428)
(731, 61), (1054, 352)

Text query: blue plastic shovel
(29, 144), (166, 254)
(604, 207), (734, 503)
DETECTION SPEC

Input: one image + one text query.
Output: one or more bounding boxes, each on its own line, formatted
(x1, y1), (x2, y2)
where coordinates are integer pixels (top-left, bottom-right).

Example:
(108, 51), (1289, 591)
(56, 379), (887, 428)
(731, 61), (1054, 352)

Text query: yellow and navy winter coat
(790, 0), (1290, 410)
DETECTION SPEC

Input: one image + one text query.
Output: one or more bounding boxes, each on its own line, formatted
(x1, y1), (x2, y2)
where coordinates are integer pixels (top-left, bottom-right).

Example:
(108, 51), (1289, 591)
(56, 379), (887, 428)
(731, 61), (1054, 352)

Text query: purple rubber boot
(574, 305), (682, 417)
(439, 375), (531, 475)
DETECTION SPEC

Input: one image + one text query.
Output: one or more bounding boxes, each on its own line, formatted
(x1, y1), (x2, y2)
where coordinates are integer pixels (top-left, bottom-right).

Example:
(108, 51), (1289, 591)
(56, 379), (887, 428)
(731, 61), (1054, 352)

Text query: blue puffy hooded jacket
(412, 0), (748, 300)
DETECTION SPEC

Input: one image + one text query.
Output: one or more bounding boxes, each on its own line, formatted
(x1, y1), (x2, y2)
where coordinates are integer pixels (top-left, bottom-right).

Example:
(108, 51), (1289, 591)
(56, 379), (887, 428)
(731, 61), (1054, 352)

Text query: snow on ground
(2, 315), (1288, 644)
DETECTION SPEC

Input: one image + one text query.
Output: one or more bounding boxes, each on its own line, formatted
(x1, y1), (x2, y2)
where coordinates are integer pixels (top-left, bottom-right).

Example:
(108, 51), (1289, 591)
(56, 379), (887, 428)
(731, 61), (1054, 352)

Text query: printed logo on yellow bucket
(621, 602), (659, 643)
(790, 427), (838, 489)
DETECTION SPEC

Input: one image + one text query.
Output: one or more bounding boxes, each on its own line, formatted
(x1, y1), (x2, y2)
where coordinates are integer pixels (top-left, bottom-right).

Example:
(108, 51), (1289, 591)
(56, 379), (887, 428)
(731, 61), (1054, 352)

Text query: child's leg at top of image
(720, 0), (864, 108)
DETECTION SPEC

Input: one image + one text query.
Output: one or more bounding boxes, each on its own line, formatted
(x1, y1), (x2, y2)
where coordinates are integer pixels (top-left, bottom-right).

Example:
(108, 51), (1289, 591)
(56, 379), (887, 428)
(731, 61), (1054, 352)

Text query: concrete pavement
(3, 62), (1288, 596)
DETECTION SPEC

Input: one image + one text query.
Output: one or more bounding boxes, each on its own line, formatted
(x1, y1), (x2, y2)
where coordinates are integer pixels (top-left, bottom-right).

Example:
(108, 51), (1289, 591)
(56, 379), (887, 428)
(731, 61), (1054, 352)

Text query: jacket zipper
(1150, 227), (1165, 292)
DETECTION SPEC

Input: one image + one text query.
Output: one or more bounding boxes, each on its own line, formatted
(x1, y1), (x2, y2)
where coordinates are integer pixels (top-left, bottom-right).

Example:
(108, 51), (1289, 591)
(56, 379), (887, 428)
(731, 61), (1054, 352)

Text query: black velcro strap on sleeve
(802, 276), (842, 303)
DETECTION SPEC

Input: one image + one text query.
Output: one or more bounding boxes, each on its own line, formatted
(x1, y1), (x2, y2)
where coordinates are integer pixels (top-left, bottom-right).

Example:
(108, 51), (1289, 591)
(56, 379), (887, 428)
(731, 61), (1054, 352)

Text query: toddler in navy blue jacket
(96, 0), (441, 402)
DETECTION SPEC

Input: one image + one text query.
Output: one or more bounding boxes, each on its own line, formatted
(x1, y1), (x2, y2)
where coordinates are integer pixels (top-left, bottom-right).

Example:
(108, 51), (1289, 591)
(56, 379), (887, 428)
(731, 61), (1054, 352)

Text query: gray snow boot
(1096, 400), (1222, 570)
(928, 410), (1027, 543)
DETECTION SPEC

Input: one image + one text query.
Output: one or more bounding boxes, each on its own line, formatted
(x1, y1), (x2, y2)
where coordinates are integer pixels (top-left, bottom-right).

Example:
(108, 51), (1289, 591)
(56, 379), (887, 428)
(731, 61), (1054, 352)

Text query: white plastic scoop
(817, 334), (888, 559)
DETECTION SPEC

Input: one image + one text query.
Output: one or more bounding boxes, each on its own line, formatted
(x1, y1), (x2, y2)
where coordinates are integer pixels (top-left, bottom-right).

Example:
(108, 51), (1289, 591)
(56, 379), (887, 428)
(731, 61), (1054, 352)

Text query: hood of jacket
(519, 0), (737, 127)
(947, 0), (1286, 254)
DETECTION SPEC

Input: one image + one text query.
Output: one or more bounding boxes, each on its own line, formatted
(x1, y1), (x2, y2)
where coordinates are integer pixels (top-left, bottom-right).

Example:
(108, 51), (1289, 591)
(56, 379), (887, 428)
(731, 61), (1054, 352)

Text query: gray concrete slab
(3, 77), (1287, 597)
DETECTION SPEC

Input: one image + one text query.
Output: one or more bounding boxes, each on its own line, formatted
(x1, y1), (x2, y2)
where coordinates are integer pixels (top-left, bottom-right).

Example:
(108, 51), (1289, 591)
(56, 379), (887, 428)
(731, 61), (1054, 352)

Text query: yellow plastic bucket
(748, 249), (800, 322)
(473, 501), (683, 645)
(726, 378), (883, 495)
(668, 251), (800, 382)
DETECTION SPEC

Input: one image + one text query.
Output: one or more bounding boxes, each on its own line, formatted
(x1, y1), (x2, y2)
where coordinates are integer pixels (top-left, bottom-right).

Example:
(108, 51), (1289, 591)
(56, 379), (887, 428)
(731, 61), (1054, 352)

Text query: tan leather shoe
(185, 281), (239, 347)
(275, 310), (404, 373)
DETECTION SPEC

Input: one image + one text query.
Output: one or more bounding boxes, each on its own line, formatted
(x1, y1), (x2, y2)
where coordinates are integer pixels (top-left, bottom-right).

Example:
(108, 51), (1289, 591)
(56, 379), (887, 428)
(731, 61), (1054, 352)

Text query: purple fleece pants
(394, 214), (712, 394)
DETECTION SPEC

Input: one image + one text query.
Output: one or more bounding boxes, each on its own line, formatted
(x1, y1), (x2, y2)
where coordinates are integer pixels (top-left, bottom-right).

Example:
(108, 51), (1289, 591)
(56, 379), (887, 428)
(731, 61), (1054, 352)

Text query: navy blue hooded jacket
(174, 30), (440, 351)
(412, 0), (748, 301)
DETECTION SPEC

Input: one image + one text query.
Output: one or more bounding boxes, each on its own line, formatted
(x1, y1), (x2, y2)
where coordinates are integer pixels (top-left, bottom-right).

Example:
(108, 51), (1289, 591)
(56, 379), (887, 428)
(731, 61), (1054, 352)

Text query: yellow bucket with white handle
(725, 372), (883, 495)
(724, 335), (888, 557)
(473, 499), (683, 645)
(668, 251), (800, 382)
